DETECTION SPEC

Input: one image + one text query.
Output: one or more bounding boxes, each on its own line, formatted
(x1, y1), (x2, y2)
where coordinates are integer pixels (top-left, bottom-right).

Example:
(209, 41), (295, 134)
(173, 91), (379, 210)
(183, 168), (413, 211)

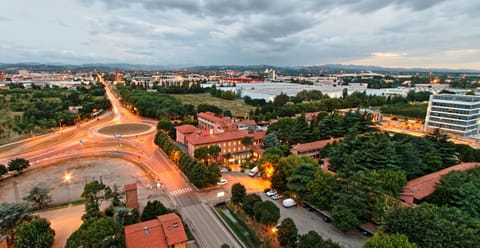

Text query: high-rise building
(424, 94), (480, 137)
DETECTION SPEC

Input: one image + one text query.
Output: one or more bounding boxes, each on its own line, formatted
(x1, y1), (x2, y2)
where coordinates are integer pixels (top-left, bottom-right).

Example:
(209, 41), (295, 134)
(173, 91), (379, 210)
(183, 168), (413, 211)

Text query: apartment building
(424, 94), (480, 137)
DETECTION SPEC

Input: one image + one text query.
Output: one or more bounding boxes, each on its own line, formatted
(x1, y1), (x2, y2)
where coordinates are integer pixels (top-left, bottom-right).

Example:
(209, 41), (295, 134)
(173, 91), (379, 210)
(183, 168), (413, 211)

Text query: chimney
(144, 226), (149, 236)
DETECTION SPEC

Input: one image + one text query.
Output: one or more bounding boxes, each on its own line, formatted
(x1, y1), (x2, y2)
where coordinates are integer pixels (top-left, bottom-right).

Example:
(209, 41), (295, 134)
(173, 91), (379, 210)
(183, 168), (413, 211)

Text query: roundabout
(95, 122), (155, 138)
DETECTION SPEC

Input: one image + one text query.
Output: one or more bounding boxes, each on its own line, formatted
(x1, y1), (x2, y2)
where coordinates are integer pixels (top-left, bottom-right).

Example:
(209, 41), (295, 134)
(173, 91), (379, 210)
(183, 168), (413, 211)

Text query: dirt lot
(173, 93), (255, 117)
(0, 157), (174, 209)
(97, 123), (153, 136)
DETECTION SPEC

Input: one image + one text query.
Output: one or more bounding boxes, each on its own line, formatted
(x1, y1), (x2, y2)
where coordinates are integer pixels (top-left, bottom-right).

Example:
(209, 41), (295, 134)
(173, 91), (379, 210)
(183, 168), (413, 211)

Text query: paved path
(37, 204), (84, 248)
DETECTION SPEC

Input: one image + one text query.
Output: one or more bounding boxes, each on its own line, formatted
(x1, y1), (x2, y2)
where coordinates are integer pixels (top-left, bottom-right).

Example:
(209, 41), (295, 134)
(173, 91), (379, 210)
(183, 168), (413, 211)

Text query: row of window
(428, 117), (477, 126)
(433, 95), (480, 103)
(430, 111), (480, 120)
(430, 107), (478, 115)
(427, 122), (478, 132)
(432, 101), (480, 110)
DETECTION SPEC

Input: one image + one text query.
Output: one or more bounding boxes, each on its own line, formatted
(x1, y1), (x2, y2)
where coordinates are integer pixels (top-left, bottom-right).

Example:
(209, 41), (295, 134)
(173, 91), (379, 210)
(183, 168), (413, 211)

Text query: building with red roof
(175, 124), (200, 144)
(124, 213), (187, 248)
(400, 162), (479, 205)
(291, 138), (342, 159)
(197, 112), (236, 134)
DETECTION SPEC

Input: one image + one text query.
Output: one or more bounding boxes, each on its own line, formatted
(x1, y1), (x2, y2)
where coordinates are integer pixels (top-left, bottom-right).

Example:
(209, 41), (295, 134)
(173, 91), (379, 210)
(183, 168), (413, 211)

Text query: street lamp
(64, 173), (73, 204)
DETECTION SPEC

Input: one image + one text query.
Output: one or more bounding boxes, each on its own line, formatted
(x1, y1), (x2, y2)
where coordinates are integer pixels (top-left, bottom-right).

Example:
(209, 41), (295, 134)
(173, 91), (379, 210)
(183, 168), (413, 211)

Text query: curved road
(0, 82), (241, 248)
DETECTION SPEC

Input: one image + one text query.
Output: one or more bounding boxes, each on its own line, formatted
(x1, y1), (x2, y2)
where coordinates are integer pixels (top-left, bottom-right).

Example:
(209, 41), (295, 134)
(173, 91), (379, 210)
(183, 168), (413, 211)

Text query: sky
(1, 0), (479, 69)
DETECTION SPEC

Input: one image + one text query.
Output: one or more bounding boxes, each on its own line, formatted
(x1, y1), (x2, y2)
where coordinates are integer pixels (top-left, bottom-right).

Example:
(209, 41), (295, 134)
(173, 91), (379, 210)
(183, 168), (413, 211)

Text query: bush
(14, 218), (55, 248)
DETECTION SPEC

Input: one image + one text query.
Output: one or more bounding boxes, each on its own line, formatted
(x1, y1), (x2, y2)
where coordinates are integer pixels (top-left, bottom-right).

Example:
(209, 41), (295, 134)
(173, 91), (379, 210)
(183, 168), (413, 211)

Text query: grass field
(172, 93), (255, 117)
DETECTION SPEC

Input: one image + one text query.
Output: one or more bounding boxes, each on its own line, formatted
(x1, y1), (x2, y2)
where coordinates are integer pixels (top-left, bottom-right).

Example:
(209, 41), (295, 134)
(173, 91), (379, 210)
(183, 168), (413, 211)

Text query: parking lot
(216, 172), (366, 248)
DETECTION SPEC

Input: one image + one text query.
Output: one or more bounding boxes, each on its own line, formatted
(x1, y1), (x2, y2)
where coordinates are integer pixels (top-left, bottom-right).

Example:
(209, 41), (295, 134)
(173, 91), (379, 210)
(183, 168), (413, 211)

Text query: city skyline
(1, 0), (479, 69)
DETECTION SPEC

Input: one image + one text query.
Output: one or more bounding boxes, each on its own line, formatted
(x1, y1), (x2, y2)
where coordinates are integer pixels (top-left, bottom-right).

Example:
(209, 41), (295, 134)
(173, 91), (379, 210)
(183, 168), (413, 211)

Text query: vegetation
(7, 158), (30, 173)
(380, 103), (428, 119)
(23, 186), (52, 209)
(297, 231), (341, 248)
(14, 218), (55, 248)
(0, 84), (110, 142)
(277, 218), (298, 247)
(66, 217), (124, 248)
(364, 232), (417, 248)
(252, 201), (280, 225)
(385, 203), (480, 248)
(155, 131), (220, 188)
(427, 167), (480, 218)
(0, 164), (7, 177)
(322, 132), (457, 179)
(173, 93), (254, 117)
(140, 200), (172, 221)
(0, 202), (31, 231)
(231, 183), (247, 204)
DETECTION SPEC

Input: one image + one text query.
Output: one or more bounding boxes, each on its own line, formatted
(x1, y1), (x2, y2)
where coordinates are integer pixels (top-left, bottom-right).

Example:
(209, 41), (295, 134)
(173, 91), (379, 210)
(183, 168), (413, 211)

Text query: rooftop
(400, 162), (479, 205)
(291, 138), (342, 152)
(124, 213), (187, 248)
(186, 130), (250, 145)
(175, 124), (200, 134)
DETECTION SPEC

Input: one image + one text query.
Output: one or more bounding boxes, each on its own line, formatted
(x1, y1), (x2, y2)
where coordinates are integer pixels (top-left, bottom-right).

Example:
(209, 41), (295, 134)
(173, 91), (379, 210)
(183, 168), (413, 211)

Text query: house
(125, 183), (139, 209)
(175, 125), (200, 144)
(197, 112), (236, 134)
(185, 129), (266, 162)
(290, 138), (342, 159)
(124, 213), (187, 248)
(400, 162), (479, 205)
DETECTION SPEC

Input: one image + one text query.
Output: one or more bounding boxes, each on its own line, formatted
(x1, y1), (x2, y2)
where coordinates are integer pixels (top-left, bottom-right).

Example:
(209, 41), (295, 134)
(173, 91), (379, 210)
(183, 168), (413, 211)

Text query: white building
(425, 94), (480, 137)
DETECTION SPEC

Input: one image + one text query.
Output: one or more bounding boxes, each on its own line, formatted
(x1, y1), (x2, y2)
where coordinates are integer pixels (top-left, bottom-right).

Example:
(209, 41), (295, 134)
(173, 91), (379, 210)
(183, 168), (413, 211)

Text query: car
(264, 188), (271, 193)
(271, 194), (284, 200)
(217, 178), (228, 185)
(266, 189), (278, 197)
(282, 198), (297, 208)
(220, 167), (229, 173)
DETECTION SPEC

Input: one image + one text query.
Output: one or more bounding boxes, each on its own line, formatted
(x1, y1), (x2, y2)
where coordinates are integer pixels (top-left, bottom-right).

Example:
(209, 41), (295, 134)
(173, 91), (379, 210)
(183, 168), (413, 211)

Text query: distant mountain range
(0, 63), (478, 74)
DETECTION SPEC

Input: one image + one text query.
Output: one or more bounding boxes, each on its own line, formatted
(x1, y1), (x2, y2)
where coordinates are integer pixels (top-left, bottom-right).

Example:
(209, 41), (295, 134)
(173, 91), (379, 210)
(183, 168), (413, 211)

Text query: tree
(7, 158), (30, 173)
(277, 218), (298, 247)
(14, 218), (55, 248)
(242, 194), (262, 216)
(241, 136), (254, 147)
(157, 118), (173, 132)
(66, 217), (123, 248)
(231, 183), (246, 205)
(0, 164), (7, 177)
(105, 184), (123, 207)
(297, 231), (341, 248)
(287, 163), (317, 196)
(81, 180), (106, 199)
(141, 200), (171, 221)
(82, 193), (102, 221)
(0, 202), (31, 231)
(23, 186), (53, 209)
(253, 201), (280, 224)
(262, 132), (280, 149)
(386, 203), (480, 248)
(304, 170), (335, 210)
(364, 232), (417, 248)
(113, 206), (132, 226)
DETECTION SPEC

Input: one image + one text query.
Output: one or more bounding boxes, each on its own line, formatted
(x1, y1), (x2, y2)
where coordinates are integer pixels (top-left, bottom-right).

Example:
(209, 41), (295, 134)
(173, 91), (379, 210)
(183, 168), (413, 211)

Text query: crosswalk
(169, 187), (193, 197)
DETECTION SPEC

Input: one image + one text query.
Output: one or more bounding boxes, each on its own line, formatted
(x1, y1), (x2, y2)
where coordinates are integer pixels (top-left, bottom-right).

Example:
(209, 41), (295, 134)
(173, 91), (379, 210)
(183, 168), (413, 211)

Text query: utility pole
(12, 180), (20, 203)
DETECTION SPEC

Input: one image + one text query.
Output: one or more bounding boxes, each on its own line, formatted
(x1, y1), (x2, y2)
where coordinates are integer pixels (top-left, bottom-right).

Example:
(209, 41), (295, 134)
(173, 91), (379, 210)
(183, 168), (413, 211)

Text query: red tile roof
(157, 213), (187, 246)
(124, 183), (137, 191)
(250, 131), (266, 141)
(124, 219), (167, 248)
(186, 130), (250, 145)
(291, 138), (342, 153)
(400, 162), (479, 205)
(198, 112), (231, 127)
(250, 144), (265, 155)
(175, 124), (199, 134)
(124, 213), (187, 248)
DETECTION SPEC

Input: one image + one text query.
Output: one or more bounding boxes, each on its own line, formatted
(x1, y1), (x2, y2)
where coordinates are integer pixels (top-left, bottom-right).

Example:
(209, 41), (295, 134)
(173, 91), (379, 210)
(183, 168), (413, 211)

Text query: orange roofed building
(124, 213), (187, 248)
(400, 162), (479, 205)
(291, 138), (342, 159)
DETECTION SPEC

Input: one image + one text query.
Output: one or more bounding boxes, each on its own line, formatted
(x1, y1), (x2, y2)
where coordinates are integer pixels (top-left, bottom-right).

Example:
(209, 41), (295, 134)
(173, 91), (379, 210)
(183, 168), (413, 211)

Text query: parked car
(271, 194), (284, 200)
(264, 188), (271, 193)
(220, 167), (229, 173)
(266, 189), (278, 197)
(282, 198), (297, 208)
(248, 166), (259, 177)
(217, 178), (228, 185)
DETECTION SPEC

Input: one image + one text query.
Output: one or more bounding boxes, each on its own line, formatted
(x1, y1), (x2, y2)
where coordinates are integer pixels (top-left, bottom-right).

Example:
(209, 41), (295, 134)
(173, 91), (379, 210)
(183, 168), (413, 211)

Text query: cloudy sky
(1, 0), (479, 69)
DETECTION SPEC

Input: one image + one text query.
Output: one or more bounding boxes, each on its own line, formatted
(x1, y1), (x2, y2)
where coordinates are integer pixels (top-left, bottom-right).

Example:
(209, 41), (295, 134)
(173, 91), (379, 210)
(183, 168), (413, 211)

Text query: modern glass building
(425, 94), (480, 137)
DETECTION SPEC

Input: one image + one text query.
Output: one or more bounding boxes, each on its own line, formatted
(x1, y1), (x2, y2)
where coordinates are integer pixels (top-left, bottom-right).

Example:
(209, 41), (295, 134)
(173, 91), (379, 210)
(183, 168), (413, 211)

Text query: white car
(271, 194), (284, 200)
(282, 198), (297, 208)
(217, 178), (228, 185)
(266, 189), (278, 197)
